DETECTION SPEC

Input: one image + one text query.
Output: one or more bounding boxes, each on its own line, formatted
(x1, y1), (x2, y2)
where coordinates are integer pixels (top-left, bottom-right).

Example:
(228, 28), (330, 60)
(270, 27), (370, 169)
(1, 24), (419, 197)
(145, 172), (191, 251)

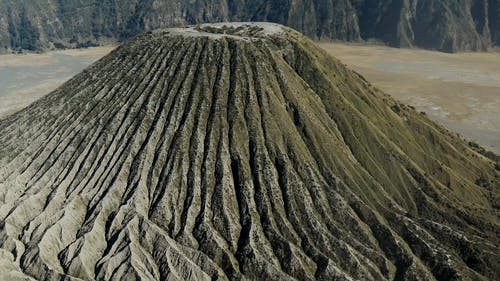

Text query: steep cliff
(0, 23), (498, 280)
(355, 0), (494, 52)
(0, 0), (498, 53)
(489, 0), (500, 44)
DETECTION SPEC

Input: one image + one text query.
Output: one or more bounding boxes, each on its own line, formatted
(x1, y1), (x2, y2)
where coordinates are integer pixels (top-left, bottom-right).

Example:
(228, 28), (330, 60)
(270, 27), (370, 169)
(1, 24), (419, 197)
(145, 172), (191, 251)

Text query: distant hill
(0, 0), (499, 53)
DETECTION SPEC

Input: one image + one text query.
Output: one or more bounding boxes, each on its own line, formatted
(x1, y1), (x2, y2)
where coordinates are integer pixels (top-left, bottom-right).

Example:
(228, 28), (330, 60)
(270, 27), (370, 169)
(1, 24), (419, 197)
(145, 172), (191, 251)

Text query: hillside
(318, 42), (500, 154)
(0, 23), (498, 280)
(0, 0), (499, 53)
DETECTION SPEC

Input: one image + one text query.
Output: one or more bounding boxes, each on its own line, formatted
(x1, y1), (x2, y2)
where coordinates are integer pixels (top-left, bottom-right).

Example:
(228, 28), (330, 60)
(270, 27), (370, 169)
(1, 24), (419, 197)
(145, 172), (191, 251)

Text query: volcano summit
(0, 23), (498, 280)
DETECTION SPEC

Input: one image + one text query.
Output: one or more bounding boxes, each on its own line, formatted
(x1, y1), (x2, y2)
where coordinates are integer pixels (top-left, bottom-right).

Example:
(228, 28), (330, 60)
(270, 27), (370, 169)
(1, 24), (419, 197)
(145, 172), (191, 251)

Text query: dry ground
(0, 47), (115, 118)
(319, 42), (500, 153)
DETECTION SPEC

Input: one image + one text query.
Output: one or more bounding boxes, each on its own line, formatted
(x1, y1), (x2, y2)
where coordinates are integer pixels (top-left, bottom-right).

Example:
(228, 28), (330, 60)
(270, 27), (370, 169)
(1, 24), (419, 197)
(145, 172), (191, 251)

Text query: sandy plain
(0, 46), (115, 118)
(319, 43), (500, 153)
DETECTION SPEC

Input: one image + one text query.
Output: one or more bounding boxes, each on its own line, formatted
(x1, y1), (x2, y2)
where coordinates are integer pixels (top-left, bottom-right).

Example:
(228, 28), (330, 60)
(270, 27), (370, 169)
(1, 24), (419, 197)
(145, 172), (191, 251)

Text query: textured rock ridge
(0, 0), (499, 53)
(355, 0), (495, 52)
(0, 23), (498, 280)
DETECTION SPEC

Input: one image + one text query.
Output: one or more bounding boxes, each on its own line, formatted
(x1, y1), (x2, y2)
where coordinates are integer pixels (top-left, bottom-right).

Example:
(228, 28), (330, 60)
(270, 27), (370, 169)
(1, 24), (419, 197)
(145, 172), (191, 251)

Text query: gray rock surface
(0, 23), (498, 280)
(0, 0), (499, 53)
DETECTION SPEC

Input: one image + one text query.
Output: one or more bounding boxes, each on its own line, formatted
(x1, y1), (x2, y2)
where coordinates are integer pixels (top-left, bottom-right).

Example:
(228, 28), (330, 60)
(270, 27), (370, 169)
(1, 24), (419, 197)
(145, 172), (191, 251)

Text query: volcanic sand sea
(0, 46), (115, 118)
(319, 42), (500, 154)
(0, 43), (498, 153)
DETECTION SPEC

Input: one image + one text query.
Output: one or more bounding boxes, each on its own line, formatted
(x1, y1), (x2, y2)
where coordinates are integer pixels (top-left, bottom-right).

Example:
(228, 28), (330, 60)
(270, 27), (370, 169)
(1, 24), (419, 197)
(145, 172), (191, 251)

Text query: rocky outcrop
(0, 23), (498, 280)
(355, 0), (494, 52)
(0, 0), (498, 53)
(489, 0), (500, 45)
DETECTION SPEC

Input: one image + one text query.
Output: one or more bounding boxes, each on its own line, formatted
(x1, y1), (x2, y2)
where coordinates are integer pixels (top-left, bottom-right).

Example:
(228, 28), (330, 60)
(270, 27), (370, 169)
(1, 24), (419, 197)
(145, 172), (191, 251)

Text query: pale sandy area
(319, 42), (500, 153)
(0, 46), (115, 118)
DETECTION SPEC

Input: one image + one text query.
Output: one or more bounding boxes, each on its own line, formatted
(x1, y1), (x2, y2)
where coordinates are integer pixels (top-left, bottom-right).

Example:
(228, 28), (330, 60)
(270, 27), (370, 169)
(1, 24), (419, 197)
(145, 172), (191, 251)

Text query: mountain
(0, 23), (498, 280)
(0, 0), (499, 53)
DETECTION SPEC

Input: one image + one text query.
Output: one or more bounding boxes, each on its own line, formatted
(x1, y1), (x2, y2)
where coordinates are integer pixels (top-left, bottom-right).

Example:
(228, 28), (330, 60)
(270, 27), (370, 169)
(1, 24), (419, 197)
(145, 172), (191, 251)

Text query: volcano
(0, 23), (498, 280)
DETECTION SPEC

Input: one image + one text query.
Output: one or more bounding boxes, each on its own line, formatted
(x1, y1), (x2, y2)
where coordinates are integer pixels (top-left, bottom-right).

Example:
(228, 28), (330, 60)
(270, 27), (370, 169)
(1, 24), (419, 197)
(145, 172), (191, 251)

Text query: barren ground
(319, 42), (500, 153)
(0, 47), (115, 118)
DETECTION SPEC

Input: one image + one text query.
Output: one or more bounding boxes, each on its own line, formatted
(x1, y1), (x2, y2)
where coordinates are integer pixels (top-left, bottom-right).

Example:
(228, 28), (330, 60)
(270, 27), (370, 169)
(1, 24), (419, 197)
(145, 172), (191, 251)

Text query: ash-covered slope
(0, 23), (498, 281)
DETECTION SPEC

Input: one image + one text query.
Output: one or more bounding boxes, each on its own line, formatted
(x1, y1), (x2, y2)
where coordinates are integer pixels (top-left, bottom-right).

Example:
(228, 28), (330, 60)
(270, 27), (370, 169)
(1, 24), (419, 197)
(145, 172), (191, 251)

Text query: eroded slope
(0, 23), (498, 281)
